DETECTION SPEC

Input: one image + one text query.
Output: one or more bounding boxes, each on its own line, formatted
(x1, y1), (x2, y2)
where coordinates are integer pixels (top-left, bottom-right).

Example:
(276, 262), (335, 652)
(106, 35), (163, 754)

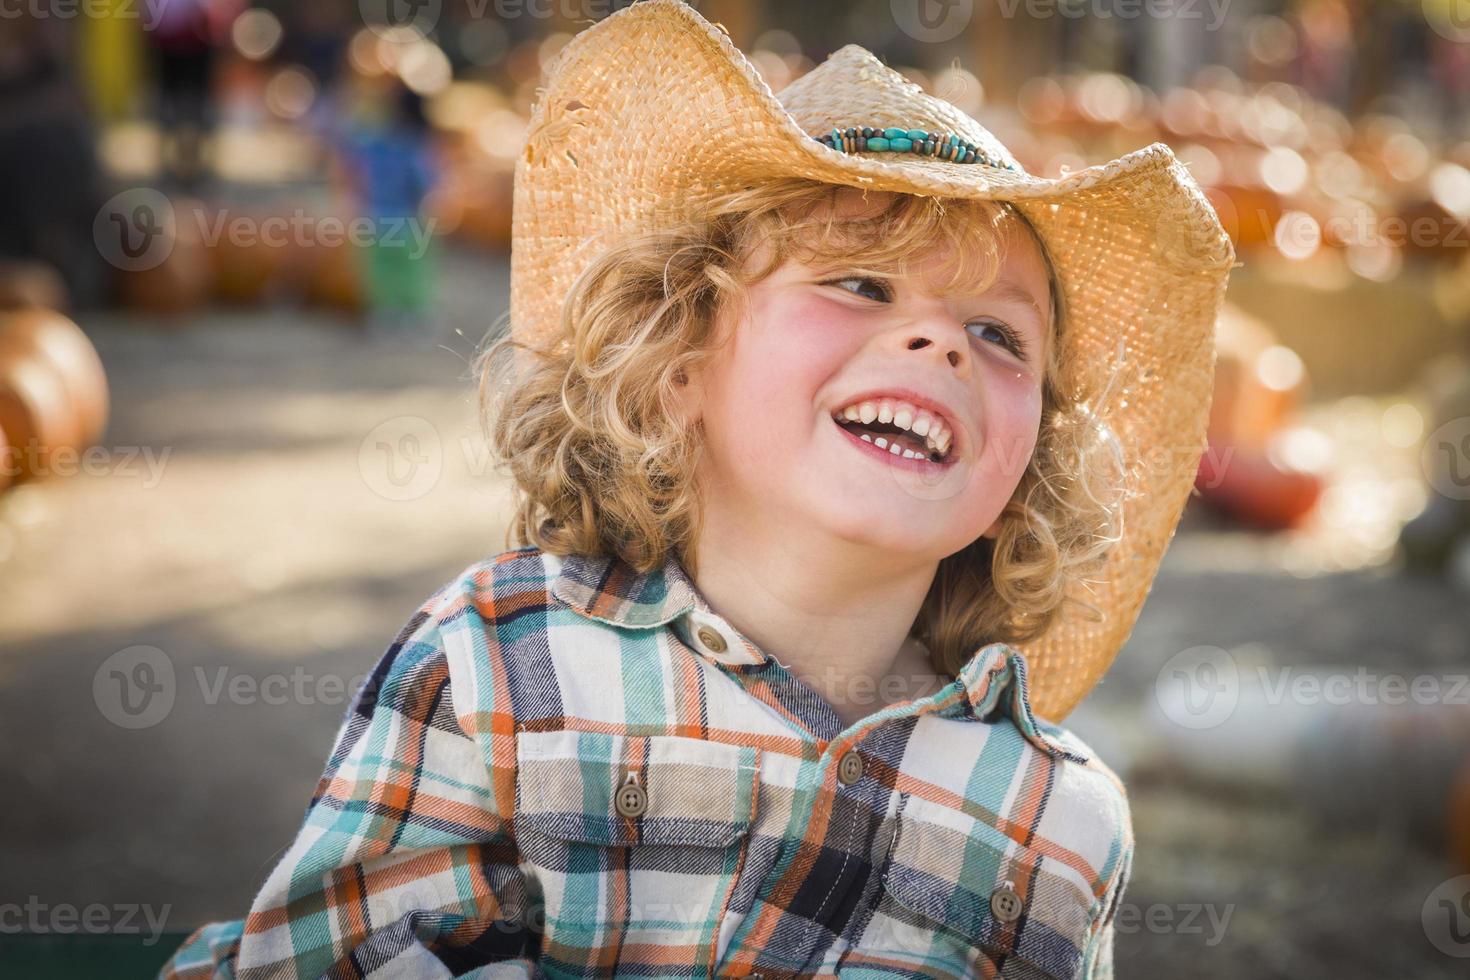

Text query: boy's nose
(897, 316), (971, 380)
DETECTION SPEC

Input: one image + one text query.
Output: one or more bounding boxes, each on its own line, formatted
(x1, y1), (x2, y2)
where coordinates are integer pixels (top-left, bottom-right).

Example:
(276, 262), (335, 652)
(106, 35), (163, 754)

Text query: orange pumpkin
(207, 207), (287, 304)
(1195, 438), (1323, 530)
(114, 196), (212, 317)
(0, 310), (110, 446)
(0, 348), (83, 482)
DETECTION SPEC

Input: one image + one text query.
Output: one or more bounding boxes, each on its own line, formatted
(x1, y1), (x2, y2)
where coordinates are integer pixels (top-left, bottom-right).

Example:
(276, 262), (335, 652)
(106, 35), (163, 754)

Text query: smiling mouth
(830, 415), (956, 467)
(830, 396), (956, 462)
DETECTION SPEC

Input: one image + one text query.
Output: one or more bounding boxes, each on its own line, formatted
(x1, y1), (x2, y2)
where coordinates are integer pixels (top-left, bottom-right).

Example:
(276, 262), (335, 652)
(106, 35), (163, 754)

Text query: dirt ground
(1, 245), (1467, 978)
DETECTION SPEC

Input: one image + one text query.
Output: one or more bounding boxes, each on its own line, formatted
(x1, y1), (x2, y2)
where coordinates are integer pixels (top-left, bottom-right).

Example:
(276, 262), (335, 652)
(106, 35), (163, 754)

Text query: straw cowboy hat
(508, 0), (1236, 722)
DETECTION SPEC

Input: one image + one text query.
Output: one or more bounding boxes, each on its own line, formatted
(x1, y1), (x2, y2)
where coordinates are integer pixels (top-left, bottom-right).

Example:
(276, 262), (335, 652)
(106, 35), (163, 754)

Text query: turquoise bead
(831, 128), (842, 145)
(866, 137), (889, 151)
(907, 129), (927, 141)
(889, 137), (913, 151)
(881, 127), (905, 140)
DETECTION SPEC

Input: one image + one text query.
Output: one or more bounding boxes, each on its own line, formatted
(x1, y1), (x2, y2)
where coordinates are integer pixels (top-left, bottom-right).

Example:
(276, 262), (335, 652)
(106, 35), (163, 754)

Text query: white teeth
(888, 442), (902, 455)
(874, 437), (888, 449)
(859, 433), (873, 442)
(902, 449), (920, 459)
(833, 396), (954, 460)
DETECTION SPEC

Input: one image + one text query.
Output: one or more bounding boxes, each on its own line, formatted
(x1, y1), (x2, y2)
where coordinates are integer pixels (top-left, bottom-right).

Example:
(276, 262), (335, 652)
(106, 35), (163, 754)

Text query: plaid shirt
(159, 545), (1132, 979)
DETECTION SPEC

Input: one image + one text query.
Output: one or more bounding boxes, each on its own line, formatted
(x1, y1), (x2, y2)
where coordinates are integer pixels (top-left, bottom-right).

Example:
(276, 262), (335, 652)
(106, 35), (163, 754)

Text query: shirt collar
(548, 549), (1086, 762)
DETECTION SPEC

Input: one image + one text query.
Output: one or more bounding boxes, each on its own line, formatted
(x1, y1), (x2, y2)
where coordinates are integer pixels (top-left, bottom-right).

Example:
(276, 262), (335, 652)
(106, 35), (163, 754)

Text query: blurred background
(1, 0), (1469, 976)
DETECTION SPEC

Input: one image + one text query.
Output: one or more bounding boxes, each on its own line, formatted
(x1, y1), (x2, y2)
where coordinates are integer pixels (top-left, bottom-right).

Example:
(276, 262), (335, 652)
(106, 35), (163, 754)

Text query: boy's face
(681, 189), (1053, 564)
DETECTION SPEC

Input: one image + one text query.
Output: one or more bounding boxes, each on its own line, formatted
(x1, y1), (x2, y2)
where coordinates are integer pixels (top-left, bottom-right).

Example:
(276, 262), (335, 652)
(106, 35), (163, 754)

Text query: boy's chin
(802, 501), (967, 555)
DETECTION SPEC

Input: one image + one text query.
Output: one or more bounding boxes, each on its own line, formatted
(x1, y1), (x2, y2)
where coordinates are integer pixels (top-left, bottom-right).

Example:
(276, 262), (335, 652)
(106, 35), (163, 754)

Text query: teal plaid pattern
(158, 546), (1132, 979)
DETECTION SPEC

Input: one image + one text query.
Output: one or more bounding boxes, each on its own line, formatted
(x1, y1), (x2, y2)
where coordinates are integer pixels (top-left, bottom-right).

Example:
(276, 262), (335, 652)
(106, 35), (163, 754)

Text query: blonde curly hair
(475, 177), (1126, 680)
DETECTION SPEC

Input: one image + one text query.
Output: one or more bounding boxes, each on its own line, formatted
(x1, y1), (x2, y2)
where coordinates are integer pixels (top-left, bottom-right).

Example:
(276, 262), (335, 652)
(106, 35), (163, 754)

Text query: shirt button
(695, 625), (727, 654)
(836, 749), (864, 786)
(615, 772), (646, 818)
(684, 610), (764, 666)
(990, 880), (1023, 922)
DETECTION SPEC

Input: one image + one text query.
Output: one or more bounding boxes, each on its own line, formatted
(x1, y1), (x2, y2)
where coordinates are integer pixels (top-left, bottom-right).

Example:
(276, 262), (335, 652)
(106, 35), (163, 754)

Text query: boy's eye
(825, 276), (892, 303)
(967, 319), (1029, 359)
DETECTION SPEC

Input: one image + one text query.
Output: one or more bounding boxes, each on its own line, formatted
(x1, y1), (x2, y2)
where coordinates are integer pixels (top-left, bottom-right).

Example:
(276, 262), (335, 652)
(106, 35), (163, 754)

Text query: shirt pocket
(513, 729), (761, 969)
(857, 793), (1100, 980)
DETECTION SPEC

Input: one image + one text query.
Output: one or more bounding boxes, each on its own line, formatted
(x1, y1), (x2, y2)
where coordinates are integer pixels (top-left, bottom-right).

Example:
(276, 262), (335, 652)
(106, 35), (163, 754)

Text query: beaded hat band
(816, 126), (1018, 170)
(513, 0), (1236, 722)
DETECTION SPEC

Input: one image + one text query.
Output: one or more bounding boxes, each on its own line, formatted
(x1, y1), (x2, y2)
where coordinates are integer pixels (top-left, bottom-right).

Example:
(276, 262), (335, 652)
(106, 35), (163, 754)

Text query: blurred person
(0, 10), (110, 307)
(333, 71), (440, 339)
(143, 0), (239, 189)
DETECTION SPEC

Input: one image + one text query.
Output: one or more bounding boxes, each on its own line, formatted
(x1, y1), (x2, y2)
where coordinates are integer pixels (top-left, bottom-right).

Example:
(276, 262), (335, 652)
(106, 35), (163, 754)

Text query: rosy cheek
(706, 297), (852, 458)
(979, 366), (1043, 476)
(744, 294), (857, 390)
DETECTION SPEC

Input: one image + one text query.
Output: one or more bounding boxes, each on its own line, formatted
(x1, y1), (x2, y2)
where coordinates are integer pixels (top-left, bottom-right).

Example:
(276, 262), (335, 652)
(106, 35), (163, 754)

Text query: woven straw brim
(509, 0), (1236, 722)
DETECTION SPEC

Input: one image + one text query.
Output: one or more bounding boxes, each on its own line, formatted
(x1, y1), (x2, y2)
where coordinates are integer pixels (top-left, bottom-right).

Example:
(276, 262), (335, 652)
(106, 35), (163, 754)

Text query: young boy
(159, 2), (1233, 977)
